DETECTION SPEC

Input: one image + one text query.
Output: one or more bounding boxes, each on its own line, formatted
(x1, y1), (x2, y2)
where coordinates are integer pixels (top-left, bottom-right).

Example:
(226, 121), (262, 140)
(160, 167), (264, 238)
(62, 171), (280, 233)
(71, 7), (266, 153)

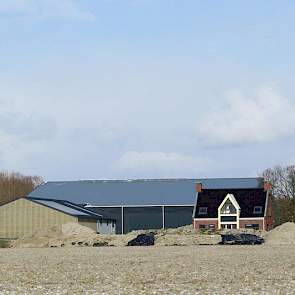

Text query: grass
(0, 240), (10, 248)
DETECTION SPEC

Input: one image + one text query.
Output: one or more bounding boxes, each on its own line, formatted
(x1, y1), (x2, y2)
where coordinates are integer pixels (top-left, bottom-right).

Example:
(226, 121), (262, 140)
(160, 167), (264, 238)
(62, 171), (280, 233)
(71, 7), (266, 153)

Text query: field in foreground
(0, 245), (295, 295)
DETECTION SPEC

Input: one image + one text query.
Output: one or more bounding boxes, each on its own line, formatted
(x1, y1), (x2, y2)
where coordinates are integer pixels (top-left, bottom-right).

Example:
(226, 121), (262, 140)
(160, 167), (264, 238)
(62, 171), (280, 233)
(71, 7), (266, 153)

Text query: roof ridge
(44, 177), (263, 184)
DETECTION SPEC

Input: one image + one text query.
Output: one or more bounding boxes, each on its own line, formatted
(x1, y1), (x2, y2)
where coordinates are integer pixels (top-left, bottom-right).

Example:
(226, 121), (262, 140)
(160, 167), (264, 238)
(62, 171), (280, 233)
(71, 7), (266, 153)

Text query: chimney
(264, 181), (272, 191)
(196, 183), (202, 193)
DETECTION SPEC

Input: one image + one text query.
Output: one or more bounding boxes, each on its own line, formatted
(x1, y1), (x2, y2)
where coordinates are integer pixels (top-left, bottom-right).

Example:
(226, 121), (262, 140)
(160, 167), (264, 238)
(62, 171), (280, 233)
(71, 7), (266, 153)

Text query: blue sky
(0, 0), (295, 180)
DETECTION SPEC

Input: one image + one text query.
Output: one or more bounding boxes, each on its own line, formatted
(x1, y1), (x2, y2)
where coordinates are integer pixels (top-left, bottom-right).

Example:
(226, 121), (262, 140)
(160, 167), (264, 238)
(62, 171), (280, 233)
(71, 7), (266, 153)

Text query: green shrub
(0, 240), (10, 248)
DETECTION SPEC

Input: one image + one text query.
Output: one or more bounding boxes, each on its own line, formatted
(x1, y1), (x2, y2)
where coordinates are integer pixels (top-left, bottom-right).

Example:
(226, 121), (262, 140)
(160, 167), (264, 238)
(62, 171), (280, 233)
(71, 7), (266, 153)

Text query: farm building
(193, 181), (273, 231)
(0, 197), (116, 239)
(28, 177), (267, 234)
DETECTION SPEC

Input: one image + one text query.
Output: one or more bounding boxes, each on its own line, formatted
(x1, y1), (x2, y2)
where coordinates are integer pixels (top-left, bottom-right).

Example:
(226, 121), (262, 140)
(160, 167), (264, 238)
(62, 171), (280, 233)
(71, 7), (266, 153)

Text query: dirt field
(0, 245), (295, 295)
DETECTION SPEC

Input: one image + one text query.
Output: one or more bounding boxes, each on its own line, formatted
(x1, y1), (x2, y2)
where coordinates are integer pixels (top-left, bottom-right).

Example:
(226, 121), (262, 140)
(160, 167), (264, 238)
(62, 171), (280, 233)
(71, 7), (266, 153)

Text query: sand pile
(61, 222), (95, 236)
(265, 222), (295, 245)
(10, 223), (101, 248)
(10, 223), (143, 248)
(157, 224), (196, 235)
(155, 224), (221, 246)
(11, 223), (223, 248)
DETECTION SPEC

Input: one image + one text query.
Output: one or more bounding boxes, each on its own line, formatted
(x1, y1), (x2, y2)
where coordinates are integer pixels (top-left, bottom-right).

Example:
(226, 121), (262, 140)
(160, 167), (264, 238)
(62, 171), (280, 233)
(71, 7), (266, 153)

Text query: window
(221, 216), (237, 222)
(199, 224), (206, 229)
(198, 207), (208, 215)
(245, 224), (259, 230)
(208, 224), (215, 229)
(253, 206), (263, 214)
(220, 200), (237, 214)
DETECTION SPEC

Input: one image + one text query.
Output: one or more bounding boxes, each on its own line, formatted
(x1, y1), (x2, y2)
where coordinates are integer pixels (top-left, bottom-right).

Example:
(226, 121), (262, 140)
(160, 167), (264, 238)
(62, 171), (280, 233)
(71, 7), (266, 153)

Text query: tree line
(262, 165), (295, 225)
(0, 171), (43, 206)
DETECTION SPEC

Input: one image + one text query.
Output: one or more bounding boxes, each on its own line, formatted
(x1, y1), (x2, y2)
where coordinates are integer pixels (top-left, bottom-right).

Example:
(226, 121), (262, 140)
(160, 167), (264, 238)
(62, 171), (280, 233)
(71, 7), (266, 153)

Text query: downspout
(121, 206), (124, 235)
(162, 205), (165, 229)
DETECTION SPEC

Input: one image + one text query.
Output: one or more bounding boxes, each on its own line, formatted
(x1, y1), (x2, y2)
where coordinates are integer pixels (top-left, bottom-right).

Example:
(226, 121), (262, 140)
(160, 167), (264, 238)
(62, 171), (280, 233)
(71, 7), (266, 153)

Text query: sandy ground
(0, 245), (295, 295)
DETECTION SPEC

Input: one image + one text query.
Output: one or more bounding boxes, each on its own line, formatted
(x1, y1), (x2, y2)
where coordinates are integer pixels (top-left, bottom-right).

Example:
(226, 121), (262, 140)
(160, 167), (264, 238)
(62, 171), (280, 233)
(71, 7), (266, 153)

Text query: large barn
(0, 197), (116, 239)
(29, 177), (265, 234)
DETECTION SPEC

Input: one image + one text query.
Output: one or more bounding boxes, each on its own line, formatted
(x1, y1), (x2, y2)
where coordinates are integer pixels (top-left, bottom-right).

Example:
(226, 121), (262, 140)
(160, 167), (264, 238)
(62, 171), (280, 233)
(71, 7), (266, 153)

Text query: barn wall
(88, 207), (122, 234)
(123, 206), (163, 233)
(78, 219), (98, 232)
(88, 205), (194, 234)
(0, 198), (77, 239)
(97, 220), (116, 234)
(164, 206), (194, 228)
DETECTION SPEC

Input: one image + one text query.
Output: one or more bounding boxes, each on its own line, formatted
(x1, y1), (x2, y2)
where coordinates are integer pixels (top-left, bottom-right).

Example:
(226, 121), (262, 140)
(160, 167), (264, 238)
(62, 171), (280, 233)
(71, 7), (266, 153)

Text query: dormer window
(198, 207), (208, 215)
(253, 206), (263, 214)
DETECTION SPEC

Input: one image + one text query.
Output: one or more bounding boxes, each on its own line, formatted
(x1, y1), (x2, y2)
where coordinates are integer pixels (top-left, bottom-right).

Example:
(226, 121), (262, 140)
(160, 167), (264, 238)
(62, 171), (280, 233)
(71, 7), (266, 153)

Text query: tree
(262, 165), (295, 224)
(0, 171), (43, 206)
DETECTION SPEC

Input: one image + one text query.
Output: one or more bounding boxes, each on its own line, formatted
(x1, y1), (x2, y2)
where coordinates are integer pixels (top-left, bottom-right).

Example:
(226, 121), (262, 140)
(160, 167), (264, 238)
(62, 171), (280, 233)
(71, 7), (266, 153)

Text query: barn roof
(26, 197), (113, 221)
(28, 178), (264, 206)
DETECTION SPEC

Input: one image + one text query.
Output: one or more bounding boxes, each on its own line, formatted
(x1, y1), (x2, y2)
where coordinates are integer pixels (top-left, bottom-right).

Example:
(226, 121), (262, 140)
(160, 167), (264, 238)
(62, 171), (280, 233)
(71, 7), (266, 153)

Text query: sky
(0, 0), (295, 181)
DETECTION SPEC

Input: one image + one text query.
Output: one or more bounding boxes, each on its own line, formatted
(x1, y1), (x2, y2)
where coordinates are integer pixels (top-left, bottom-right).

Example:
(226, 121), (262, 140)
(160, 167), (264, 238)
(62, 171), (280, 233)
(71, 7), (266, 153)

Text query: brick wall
(193, 219), (218, 230)
(194, 219), (266, 231)
(239, 219), (264, 230)
(264, 193), (274, 231)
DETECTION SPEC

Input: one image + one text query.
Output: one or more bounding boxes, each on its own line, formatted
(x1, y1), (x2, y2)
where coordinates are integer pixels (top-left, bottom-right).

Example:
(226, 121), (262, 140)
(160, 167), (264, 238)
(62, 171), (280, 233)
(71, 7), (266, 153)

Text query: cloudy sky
(0, 0), (295, 180)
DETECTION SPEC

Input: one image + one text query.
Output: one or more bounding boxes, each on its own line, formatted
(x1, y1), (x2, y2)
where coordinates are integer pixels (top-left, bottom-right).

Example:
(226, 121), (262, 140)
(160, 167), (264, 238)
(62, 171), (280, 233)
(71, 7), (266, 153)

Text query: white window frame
(218, 194), (241, 230)
(198, 207), (208, 215)
(253, 206), (263, 214)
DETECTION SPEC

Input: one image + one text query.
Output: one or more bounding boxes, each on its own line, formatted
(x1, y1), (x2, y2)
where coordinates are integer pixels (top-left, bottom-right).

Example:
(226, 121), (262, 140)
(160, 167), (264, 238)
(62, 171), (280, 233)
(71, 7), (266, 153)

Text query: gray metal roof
(26, 197), (110, 220)
(28, 178), (264, 206)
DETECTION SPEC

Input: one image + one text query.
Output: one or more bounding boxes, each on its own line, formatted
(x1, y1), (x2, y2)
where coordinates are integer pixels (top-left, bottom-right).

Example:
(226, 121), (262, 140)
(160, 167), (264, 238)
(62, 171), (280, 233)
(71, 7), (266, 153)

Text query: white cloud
(0, 0), (95, 21)
(0, 100), (57, 146)
(113, 151), (212, 177)
(197, 86), (295, 146)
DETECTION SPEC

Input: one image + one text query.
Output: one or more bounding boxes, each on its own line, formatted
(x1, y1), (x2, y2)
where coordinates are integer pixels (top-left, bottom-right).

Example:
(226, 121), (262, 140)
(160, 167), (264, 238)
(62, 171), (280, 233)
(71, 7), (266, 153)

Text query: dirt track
(0, 245), (295, 294)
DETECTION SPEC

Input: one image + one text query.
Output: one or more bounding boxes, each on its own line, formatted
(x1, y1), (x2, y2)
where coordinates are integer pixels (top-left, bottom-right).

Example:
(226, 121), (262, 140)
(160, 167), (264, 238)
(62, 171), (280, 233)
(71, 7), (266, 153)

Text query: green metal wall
(0, 198), (77, 239)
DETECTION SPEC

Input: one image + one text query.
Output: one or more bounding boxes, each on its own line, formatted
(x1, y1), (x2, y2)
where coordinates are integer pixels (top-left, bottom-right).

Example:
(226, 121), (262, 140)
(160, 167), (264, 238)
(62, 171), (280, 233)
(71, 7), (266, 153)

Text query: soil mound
(10, 223), (99, 248)
(61, 222), (95, 236)
(156, 224), (221, 246)
(265, 222), (295, 245)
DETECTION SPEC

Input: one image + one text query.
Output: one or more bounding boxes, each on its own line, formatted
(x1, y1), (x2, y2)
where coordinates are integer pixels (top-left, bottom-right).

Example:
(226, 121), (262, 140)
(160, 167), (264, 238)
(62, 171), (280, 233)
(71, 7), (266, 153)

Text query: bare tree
(0, 171), (43, 206)
(262, 165), (295, 223)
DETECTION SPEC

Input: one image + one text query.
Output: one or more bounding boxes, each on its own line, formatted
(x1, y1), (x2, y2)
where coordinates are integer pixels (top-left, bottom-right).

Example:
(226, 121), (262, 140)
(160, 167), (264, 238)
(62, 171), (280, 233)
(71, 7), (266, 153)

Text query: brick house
(193, 180), (273, 231)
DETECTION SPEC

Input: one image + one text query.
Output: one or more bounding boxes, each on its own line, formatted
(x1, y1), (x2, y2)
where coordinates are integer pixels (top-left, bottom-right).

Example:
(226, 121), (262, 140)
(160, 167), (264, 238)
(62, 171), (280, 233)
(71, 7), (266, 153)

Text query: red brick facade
(239, 219), (264, 229)
(264, 192), (274, 231)
(193, 217), (274, 231)
(193, 182), (274, 232)
(196, 183), (202, 193)
(193, 219), (218, 230)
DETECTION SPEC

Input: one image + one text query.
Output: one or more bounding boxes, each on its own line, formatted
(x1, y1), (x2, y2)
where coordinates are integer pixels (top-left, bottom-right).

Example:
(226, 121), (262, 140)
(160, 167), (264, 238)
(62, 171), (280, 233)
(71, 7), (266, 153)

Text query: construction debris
(9, 222), (295, 248)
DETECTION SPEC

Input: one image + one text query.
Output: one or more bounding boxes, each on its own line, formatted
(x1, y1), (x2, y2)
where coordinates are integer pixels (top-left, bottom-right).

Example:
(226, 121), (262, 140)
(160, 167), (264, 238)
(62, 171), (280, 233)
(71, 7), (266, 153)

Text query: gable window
(218, 194), (240, 230)
(220, 199), (237, 214)
(253, 206), (263, 214)
(198, 207), (208, 215)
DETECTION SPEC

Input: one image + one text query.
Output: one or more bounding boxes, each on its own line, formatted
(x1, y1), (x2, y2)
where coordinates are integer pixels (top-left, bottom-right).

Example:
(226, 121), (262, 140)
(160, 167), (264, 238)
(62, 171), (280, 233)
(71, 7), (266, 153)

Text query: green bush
(0, 240), (10, 248)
